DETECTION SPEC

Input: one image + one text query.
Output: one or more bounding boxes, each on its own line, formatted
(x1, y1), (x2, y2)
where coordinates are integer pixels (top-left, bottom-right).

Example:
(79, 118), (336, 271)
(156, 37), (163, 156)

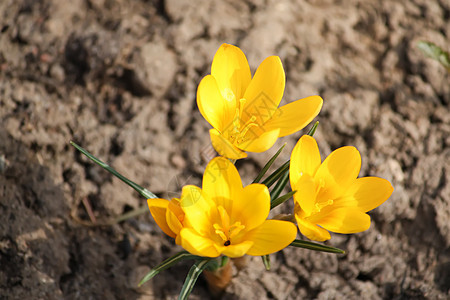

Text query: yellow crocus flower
(290, 135), (394, 242)
(197, 44), (323, 159)
(148, 157), (297, 257)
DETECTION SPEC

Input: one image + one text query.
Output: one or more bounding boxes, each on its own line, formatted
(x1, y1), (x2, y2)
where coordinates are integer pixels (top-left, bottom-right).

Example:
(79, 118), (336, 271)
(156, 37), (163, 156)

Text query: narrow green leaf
(417, 41), (450, 70)
(178, 259), (212, 300)
(253, 143), (286, 183)
(290, 239), (345, 254)
(262, 160), (290, 188)
(70, 141), (157, 199)
(271, 190), (296, 210)
(269, 170), (290, 201)
(139, 251), (201, 286)
(261, 255), (271, 271)
(307, 121), (319, 137)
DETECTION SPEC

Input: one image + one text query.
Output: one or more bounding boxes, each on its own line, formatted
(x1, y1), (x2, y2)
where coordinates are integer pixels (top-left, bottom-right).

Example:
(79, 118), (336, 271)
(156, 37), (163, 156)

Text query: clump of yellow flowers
(71, 43), (393, 299)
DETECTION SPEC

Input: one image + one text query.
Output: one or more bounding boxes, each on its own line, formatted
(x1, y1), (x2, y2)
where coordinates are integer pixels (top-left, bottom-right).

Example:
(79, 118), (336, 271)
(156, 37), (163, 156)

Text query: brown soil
(1, 0), (449, 299)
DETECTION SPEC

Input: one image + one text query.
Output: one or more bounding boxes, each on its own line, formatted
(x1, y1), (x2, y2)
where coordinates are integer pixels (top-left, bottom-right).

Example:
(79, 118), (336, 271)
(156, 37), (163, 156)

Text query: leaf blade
(271, 190), (296, 210)
(290, 239), (345, 254)
(178, 259), (212, 300)
(70, 141), (157, 199)
(253, 143), (286, 183)
(139, 251), (201, 286)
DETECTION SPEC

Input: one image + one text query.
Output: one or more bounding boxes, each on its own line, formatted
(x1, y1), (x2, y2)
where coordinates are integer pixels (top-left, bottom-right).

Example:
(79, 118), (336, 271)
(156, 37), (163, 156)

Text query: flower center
(227, 98), (260, 146)
(213, 205), (245, 246)
(312, 178), (334, 213)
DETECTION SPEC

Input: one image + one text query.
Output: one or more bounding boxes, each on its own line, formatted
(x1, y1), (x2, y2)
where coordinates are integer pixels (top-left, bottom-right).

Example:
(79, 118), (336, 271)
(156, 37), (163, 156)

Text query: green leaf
(290, 239), (345, 254)
(139, 251), (200, 286)
(307, 121), (319, 137)
(262, 160), (290, 188)
(269, 169), (290, 202)
(271, 190), (296, 210)
(261, 255), (271, 271)
(178, 259), (212, 300)
(417, 41), (450, 71)
(253, 143), (286, 184)
(70, 141), (157, 199)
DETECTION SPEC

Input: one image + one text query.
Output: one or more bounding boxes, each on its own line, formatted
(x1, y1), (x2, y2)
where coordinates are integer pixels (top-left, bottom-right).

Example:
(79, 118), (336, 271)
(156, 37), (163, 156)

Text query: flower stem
(203, 258), (232, 297)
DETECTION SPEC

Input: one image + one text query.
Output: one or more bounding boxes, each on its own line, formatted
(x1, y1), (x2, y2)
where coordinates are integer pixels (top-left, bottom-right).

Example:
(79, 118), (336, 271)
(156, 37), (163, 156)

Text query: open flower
(290, 135), (393, 242)
(148, 157), (297, 257)
(197, 43), (323, 159)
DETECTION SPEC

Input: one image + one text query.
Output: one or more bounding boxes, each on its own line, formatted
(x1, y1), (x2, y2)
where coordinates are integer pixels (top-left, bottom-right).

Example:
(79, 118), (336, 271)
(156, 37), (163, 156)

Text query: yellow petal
(147, 198), (176, 238)
(166, 199), (184, 236)
(314, 146), (361, 200)
(292, 174), (317, 216)
(202, 157), (243, 211)
(210, 128), (247, 159)
(238, 128), (280, 153)
(232, 183), (270, 231)
(264, 96), (323, 137)
(180, 185), (213, 235)
(315, 208), (371, 234)
(242, 56), (285, 125)
(245, 220), (297, 256)
(295, 214), (331, 242)
(179, 228), (220, 257)
(211, 44), (251, 102)
(197, 75), (233, 132)
(336, 177), (394, 212)
(214, 240), (254, 258)
(290, 135), (321, 188)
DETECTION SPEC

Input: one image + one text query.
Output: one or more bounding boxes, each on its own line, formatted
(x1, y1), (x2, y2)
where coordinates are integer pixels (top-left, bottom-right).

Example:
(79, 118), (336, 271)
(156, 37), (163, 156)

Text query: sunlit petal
(336, 177), (394, 212)
(295, 215), (331, 242)
(315, 208), (371, 234)
(238, 128), (280, 153)
(197, 75), (231, 132)
(290, 135), (321, 188)
(202, 157), (243, 211)
(211, 44), (252, 101)
(215, 241), (254, 258)
(166, 199), (184, 236)
(245, 220), (297, 256)
(242, 56), (285, 125)
(315, 146), (361, 200)
(232, 184), (270, 231)
(180, 228), (220, 257)
(210, 129), (248, 159)
(147, 198), (176, 238)
(292, 174), (317, 216)
(265, 96), (323, 137)
(180, 185), (213, 235)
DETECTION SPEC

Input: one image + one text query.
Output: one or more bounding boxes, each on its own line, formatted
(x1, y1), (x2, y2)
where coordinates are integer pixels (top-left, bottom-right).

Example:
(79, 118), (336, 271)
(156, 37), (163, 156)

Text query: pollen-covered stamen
(213, 223), (228, 241)
(227, 108), (242, 142)
(314, 199), (334, 212)
(312, 179), (334, 213)
(229, 221), (245, 239)
(226, 98), (261, 145)
(213, 206), (246, 246)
